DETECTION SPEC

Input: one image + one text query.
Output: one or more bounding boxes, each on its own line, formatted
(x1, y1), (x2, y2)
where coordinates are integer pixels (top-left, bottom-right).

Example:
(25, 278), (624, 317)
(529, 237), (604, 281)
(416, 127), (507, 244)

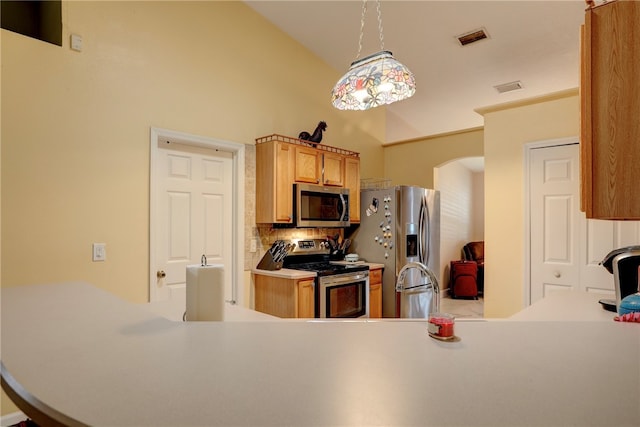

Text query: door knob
(157, 270), (166, 278)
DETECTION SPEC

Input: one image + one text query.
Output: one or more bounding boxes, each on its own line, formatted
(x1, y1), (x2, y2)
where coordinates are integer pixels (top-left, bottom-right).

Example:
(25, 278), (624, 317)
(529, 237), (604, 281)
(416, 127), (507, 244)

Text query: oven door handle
(321, 272), (368, 285)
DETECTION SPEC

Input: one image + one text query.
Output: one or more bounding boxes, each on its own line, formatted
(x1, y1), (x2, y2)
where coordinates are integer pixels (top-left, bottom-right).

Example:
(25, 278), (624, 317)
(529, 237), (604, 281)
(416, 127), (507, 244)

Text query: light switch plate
(92, 243), (106, 261)
(70, 34), (83, 52)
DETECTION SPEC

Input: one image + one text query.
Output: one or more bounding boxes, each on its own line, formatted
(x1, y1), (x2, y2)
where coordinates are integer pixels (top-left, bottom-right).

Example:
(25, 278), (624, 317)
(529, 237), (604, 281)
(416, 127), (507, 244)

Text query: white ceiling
(245, 0), (587, 143)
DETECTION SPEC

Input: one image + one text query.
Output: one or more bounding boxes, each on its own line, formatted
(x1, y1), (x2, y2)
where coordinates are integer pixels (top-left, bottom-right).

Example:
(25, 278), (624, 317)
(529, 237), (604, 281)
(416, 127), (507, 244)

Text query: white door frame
(149, 127), (245, 305)
(523, 136), (578, 308)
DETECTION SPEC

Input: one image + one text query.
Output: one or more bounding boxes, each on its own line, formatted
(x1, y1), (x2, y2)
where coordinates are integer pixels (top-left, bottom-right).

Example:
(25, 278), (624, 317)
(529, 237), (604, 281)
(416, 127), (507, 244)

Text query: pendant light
(331, 0), (416, 111)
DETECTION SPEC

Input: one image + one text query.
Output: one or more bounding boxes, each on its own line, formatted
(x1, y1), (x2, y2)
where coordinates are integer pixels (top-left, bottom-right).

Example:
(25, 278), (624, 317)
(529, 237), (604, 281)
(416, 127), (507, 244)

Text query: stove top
(281, 239), (368, 276)
(286, 261), (369, 276)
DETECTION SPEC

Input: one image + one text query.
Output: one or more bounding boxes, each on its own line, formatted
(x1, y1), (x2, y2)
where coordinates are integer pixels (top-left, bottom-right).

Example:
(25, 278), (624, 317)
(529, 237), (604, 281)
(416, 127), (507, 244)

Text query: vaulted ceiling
(246, 1), (587, 143)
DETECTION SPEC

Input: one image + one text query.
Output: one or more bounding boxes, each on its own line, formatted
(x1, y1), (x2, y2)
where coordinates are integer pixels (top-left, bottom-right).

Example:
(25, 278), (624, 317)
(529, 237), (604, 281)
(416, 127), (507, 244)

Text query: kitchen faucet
(396, 261), (440, 317)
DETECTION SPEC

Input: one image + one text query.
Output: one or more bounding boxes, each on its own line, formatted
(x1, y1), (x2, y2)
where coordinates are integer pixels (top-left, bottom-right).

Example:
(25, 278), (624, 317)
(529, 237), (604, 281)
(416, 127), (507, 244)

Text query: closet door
(529, 143), (640, 304)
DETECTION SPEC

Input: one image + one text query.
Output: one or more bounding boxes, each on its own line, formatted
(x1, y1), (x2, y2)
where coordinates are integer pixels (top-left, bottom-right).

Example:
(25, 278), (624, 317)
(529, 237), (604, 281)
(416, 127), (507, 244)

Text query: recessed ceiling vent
(494, 80), (524, 94)
(456, 28), (489, 46)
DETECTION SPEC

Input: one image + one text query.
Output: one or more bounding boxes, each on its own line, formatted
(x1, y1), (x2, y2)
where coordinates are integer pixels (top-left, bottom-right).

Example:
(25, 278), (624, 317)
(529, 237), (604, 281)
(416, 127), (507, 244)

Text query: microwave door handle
(339, 194), (346, 220)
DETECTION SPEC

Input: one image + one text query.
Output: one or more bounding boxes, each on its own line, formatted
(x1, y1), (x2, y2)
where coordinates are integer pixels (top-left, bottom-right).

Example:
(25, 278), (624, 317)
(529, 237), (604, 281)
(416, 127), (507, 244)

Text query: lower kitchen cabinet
(296, 279), (315, 318)
(254, 274), (315, 318)
(369, 268), (383, 318)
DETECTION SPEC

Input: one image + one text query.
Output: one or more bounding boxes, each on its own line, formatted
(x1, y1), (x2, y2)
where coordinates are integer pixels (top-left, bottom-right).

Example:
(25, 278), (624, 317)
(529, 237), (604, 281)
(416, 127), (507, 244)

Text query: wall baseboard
(1, 411), (27, 427)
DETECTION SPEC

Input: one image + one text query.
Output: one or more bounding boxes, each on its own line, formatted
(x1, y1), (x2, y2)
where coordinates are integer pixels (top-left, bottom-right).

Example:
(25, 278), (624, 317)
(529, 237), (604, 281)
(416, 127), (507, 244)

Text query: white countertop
(510, 291), (616, 321)
(142, 298), (279, 322)
(2, 282), (639, 427)
(252, 262), (384, 279)
(251, 267), (316, 279)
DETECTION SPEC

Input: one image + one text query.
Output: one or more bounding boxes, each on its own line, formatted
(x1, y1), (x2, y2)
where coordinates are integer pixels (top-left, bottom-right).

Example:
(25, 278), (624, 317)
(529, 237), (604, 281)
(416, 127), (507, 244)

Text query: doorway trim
(149, 127), (245, 305)
(523, 136), (578, 308)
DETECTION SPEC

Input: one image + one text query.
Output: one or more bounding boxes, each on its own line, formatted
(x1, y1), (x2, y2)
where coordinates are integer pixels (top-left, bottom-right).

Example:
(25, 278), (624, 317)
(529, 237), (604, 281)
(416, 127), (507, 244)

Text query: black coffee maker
(600, 246), (640, 312)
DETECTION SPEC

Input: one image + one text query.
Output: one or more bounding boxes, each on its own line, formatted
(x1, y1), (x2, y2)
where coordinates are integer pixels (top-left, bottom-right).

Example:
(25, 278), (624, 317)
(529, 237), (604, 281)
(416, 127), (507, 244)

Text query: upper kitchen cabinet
(581, 0), (640, 219)
(344, 157), (361, 223)
(256, 138), (294, 224)
(293, 145), (345, 186)
(255, 134), (360, 224)
(321, 152), (345, 186)
(293, 145), (322, 184)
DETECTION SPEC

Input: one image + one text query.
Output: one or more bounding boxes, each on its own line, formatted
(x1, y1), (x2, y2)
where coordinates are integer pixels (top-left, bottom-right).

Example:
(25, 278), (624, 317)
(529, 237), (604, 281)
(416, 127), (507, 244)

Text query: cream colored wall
(480, 90), (579, 318)
(382, 128), (484, 188)
(1, 1), (384, 297)
(471, 171), (485, 241)
(1, 2), (386, 416)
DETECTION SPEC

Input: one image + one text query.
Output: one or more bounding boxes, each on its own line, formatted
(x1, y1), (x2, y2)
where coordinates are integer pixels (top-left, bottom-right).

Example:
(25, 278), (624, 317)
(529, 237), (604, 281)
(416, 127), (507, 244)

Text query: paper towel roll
(186, 264), (225, 321)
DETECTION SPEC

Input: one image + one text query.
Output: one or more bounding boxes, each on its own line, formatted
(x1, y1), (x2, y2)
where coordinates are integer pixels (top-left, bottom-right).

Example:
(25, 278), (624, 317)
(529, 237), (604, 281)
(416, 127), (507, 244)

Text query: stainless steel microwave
(294, 184), (350, 227)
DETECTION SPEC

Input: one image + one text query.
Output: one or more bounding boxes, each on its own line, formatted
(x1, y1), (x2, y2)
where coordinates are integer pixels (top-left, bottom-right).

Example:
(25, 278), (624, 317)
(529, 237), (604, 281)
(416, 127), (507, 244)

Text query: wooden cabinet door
(297, 279), (315, 318)
(294, 146), (321, 184)
(274, 142), (294, 223)
(344, 157), (361, 223)
(581, 1), (640, 219)
(369, 268), (383, 318)
(256, 141), (294, 224)
(322, 153), (344, 186)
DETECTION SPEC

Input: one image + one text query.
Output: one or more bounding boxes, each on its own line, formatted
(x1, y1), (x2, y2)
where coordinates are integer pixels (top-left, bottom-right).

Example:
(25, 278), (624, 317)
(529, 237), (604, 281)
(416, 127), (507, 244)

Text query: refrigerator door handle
(418, 195), (430, 265)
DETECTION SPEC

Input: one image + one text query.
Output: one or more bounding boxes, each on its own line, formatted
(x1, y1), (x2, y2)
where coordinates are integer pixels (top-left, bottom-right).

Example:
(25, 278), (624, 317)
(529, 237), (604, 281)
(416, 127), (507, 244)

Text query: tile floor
(440, 295), (484, 319)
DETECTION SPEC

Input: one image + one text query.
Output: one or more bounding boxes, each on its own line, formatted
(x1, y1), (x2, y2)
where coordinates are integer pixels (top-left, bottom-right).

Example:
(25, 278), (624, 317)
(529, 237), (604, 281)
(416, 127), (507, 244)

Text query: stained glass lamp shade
(331, 50), (416, 111)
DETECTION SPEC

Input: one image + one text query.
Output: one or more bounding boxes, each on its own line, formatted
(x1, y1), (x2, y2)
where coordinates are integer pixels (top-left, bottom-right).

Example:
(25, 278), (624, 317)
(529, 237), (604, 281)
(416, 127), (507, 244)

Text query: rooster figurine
(298, 121), (327, 147)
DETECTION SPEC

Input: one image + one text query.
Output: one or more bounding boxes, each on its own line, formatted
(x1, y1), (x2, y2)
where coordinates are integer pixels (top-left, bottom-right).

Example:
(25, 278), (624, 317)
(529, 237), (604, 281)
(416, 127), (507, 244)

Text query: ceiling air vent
(456, 28), (489, 46)
(494, 80), (523, 94)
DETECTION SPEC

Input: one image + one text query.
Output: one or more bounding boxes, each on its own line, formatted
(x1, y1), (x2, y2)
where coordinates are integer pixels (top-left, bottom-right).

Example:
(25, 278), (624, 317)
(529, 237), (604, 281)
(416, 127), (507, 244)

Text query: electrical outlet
(92, 243), (106, 261)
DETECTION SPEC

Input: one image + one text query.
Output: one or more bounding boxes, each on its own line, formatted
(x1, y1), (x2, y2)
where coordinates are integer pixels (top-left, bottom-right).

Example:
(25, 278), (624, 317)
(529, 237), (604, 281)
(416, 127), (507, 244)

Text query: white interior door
(529, 142), (640, 304)
(151, 138), (234, 305)
(530, 144), (582, 303)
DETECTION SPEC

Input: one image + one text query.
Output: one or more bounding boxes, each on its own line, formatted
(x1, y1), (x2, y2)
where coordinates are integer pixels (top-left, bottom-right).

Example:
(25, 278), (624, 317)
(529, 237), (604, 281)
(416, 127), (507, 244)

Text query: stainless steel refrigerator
(349, 186), (440, 318)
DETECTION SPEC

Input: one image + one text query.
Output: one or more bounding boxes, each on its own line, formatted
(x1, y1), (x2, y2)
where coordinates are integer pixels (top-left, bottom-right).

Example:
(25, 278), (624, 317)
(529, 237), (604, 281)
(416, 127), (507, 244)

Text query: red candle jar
(428, 313), (455, 338)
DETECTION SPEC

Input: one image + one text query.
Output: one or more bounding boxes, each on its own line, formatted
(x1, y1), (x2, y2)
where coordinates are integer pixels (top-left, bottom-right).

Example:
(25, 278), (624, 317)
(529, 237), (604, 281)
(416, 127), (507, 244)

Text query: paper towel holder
(201, 254), (207, 266)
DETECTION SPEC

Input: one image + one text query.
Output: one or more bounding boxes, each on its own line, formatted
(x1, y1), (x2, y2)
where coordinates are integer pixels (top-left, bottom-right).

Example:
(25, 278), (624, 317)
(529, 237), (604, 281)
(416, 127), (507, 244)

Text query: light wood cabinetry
(322, 152), (345, 187)
(369, 267), (383, 318)
(581, 1), (640, 219)
(344, 157), (361, 223)
(293, 145), (322, 184)
(255, 135), (360, 224)
(297, 279), (315, 318)
(293, 147), (345, 187)
(256, 140), (294, 224)
(254, 274), (315, 318)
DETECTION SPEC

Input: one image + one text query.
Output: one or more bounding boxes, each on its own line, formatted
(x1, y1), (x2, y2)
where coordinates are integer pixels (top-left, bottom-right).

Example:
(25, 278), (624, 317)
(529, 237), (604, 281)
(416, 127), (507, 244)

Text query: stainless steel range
(283, 239), (370, 318)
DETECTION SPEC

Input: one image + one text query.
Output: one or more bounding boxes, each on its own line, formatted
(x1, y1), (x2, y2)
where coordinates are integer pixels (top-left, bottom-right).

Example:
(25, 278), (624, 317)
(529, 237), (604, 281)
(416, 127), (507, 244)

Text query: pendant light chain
(376, 0), (385, 52)
(355, 0), (385, 61)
